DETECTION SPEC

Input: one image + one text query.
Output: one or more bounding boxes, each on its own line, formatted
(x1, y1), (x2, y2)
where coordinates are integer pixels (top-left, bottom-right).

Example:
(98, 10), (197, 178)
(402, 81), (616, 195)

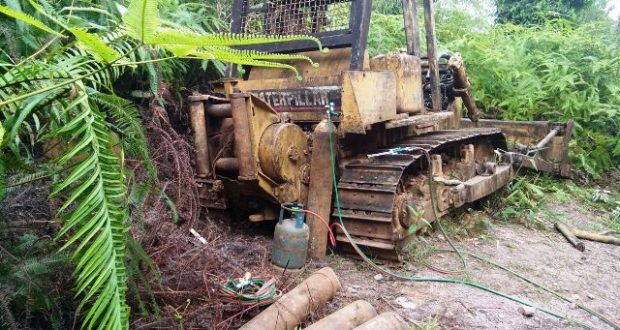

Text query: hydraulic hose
(323, 112), (615, 330)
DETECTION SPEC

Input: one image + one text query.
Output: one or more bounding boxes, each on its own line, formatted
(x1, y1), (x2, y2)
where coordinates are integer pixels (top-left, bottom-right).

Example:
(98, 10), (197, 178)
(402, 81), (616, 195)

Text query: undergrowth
(369, 12), (620, 177)
(453, 21), (620, 177)
(405, 237), (438, 267)
(411, 316), (439, 330)
(0, 234), (71, 329)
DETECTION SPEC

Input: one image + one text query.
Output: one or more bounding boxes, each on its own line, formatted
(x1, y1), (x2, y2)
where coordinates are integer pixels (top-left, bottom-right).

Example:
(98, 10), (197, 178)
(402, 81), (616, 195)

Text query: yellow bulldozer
(188, 0), (573, 261)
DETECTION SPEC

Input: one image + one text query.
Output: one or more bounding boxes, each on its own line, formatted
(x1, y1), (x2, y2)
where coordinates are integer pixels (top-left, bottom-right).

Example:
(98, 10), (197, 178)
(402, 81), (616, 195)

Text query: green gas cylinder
(272, 203), (309, 270)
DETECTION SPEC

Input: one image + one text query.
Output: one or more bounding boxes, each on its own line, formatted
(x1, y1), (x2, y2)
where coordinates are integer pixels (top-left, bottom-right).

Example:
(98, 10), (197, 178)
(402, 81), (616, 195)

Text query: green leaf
(0, 5), (62, 36)
(152, 29), (325, 50)
(0, 121), (4, 146)
(70, 28), (124, 63)
(50, 85), (130, 330)
(122, 0), (159, 42)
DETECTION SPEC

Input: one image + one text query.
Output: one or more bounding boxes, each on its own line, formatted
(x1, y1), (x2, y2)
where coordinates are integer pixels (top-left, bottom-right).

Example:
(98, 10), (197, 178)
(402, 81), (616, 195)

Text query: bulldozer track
(333, 128), (506, 261)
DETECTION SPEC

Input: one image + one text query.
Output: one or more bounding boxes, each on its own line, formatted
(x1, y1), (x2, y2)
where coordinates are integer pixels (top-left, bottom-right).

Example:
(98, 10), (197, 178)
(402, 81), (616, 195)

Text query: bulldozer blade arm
(461, 119), (573, 178)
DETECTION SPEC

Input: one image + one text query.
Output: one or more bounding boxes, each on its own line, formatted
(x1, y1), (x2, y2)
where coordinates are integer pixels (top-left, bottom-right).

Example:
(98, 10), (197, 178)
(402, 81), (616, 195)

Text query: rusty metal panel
(334, 217), (395, 240)
(461, 119), (573, 176)
(337, 183), (397, 213)
(464, 165), (513, 202)
(461, 119), (553, 143)
(340, 167), (402, 186)
(341, 70), (397, 134)
(370, 53), (424, 114)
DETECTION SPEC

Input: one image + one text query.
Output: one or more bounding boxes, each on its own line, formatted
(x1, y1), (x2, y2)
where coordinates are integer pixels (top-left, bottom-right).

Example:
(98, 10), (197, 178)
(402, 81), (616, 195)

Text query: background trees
(495, 0), (608, 24)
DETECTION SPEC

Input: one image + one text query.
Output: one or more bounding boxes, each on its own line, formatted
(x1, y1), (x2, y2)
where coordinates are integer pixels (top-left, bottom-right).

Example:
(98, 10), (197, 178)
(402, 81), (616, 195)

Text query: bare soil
(176, 183), (620, 329)
(297, 199), (620, 329)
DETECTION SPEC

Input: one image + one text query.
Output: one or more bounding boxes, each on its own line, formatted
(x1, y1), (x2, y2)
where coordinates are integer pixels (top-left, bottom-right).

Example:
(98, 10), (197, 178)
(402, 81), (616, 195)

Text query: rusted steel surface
(195, 178), (227, 210)
(558, 121), (573, 177)
(334, 129), (508, 260)
(340, 70), (398, 134)
(573, 229), (620, 246)
(353, 312), (409, 330)
(239, 267), (341, 330)
(214, 157), (239, 173)
(423, 0), (441, 112)
(535, 126), (561, 149)
(370, 54), (424, 114)
(554, 222), (585, 252)
(305, 300), (377, 330)
(189, 97), (211, 177)
(448, 53), (480, 122)
(229, 93), (256, 181)
(461, 119), (573, 177)
(258, 122), (307, 184)
(402, 0), (421, 56)
(307, 120), (336, 260)
(206, 103), (232, 118)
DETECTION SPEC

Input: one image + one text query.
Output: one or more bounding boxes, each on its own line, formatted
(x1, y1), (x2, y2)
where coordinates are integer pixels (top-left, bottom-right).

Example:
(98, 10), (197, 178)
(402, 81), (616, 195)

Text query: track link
(333, 128), (506, 261)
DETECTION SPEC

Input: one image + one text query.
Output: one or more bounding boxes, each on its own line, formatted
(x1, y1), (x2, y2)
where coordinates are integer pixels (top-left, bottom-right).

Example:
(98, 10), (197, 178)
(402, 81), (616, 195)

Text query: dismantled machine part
(189, 0), (573, 261)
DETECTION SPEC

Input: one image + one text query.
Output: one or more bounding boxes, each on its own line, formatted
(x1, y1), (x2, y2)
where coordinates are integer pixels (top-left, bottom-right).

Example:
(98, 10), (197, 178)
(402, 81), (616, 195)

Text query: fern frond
(162, 44), (196, 57)
(0, 5), (62, 36)
(5, 88), (69, 143)
(50, 84), (130, 330)
(0, 120), (4, 146)
(152, 30), (325, 51)
(70, 28), (124, 63)
(208, 46), (319, 67)
(192, 50), (302, 79)
(125, 235), (160, 317)
(5, 167), (53, 191)
(89, 91), (156, 180)
(123, 0), (159, 42)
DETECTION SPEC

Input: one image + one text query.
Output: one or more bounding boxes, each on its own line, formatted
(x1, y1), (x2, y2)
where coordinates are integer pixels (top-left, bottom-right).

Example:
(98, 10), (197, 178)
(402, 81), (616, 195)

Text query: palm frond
(0, 4), (62, 36)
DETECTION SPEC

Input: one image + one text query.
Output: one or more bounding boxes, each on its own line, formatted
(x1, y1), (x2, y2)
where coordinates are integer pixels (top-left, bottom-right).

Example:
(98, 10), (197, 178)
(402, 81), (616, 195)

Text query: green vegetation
(2, 0), (619, 329)
(495, 0), (606, 25)
(453, 22), (620, 176)
(0, 234), (69, 329)
(405, 237), (439, 266)
(369, 0), (620, 177)
(410, 316), (439, 330)
(0, 0), (320, 329)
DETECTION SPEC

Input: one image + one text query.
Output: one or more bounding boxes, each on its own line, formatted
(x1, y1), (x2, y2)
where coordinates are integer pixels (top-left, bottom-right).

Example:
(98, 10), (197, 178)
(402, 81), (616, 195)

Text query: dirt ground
(292, 199), (620, 330)
(229, 195), (620, 329)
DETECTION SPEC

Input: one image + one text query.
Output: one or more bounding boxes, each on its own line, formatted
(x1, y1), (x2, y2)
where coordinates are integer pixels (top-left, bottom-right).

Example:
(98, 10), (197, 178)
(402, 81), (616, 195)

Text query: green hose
(324, 114), (614, 330)
(459, 250), (620, 329)
(418, 151), (467, 275)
